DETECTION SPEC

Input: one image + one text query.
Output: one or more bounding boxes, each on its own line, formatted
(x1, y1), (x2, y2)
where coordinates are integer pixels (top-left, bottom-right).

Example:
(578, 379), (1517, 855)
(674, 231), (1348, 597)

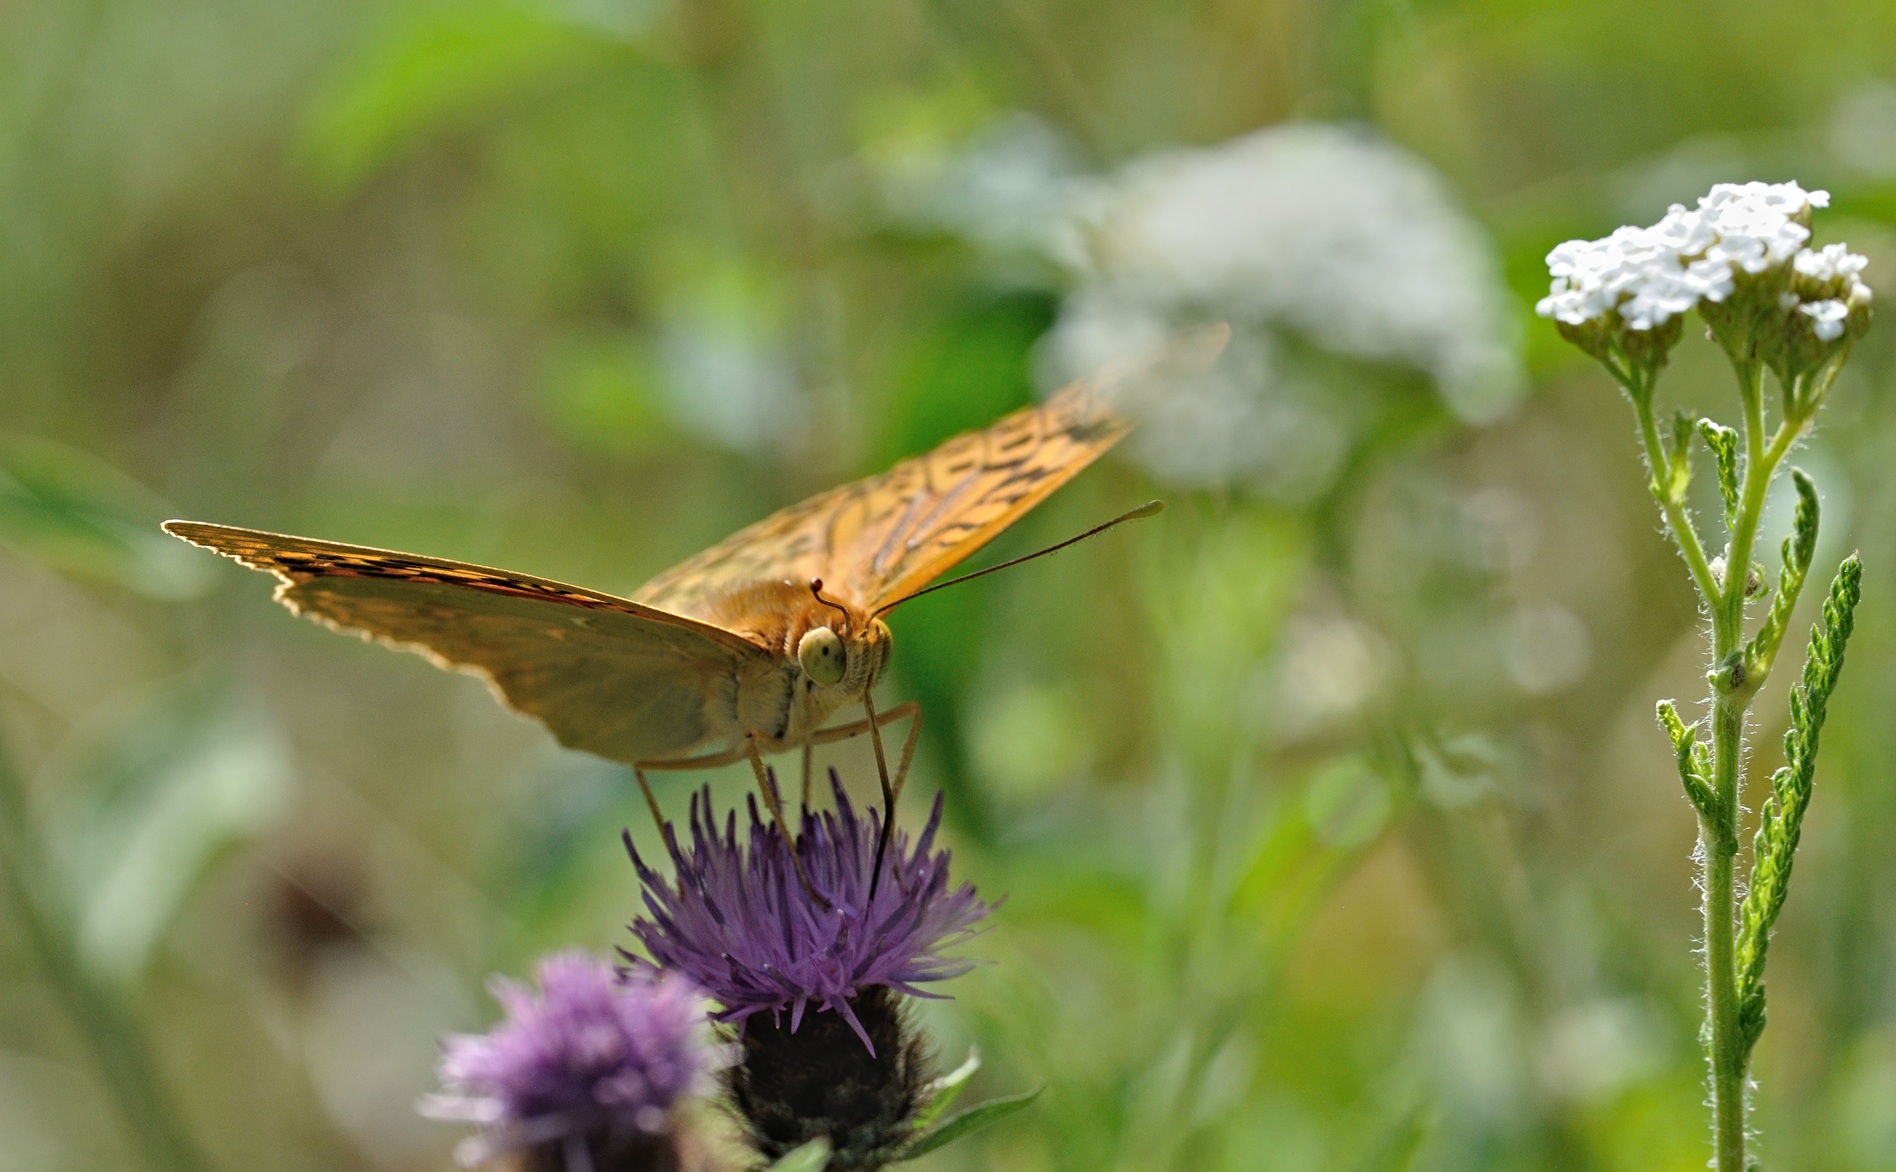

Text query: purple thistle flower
(624, 770), (993, 1054)
(419, 952), (725, 1169)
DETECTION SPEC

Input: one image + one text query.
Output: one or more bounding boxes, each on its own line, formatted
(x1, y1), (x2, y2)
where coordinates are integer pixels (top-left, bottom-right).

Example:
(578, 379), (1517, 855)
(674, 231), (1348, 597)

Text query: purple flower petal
(421, 952), (723, 1163)
(626, 771), (994, 1052)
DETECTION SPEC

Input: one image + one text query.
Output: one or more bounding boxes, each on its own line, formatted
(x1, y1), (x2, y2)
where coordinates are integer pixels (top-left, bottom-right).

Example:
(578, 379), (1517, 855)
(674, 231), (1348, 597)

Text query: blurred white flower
(1534, 998), (1667, 1104)
(658, 318), (800, 453)
(1043, 124), (1521, 494)
(651, 256), (806, 456)
(881, 113), (1084, 258)
(1499, 601), (1591, 696)
(1261, 614), (1393, 738)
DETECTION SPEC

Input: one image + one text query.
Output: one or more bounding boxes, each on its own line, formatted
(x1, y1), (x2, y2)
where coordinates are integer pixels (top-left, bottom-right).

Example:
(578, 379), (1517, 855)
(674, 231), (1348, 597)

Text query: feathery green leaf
(1734, 553), (1861, 1062)
(1696, 417), (1739, 522)
(1657, 700), (1718, 826)
(1745, 468), (1820, 682)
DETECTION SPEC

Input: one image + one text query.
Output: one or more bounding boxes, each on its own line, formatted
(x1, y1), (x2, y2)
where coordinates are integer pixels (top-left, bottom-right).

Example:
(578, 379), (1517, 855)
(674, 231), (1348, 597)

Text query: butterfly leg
(744, 734), (831, 908)
(637, 740), (830, 906)
(830, 694), (917, 895)
(634, 744), (751, 853)
(867, 701), (923, 898)
(633, 767), (668, 843)
(806, 700), (922, 794)
(800, 742), (814, 814)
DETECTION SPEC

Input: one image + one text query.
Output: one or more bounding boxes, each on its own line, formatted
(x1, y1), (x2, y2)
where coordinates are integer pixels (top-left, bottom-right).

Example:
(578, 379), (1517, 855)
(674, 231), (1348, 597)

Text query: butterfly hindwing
(635, 383), (1128, 617)
(162, 522), (766, 765)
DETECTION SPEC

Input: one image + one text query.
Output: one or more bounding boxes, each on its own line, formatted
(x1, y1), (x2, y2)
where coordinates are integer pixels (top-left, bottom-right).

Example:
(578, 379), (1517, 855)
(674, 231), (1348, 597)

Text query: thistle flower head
(420, 953), (723, 1168)
(625, 771), (993, 1054)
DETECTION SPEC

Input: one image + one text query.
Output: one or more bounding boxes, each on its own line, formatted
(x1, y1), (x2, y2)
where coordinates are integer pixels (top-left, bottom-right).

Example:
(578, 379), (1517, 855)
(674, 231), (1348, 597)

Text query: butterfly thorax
(687, 579), (891, 752)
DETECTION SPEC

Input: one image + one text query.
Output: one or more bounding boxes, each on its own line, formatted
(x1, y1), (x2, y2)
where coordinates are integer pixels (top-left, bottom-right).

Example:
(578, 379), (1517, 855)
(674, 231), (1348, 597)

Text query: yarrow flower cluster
(420, 953), (723, 1168)
(1537, 182), (1825, 328)
(1535, 181), (1871, 388)
(626, 772), (993, 1054)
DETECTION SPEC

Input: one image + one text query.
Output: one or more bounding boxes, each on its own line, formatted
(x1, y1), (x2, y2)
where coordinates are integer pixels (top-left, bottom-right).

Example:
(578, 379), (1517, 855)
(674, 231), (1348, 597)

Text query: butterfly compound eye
(797, 626), (847, 685)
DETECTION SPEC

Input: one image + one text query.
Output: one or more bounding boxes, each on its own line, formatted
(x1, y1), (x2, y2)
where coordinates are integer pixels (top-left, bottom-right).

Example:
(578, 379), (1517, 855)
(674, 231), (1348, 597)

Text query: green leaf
(1656, 701), (1717, 826)
(899, 1086), (1042, 1160)
(0, 437), (212, 600)
(1734, 553), (1861, 1057)
(1696, 417), (1739, 522)
(1655, 699), (1691, 753)
(1336, 1099), (1434, 1172)
(1788, 467), (1820, 573)
(910, 1049), (981, 1134)
(1664, 408), (1693, 501)
(1746, 468), (1821, 681)
(300, 0), (631, 194)
(765, 1138), (831, 1172)
(59, 705), (296, 982)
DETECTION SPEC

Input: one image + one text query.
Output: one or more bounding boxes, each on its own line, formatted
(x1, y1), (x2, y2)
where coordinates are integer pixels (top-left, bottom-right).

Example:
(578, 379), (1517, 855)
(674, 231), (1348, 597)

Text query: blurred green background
(6, 1), (1896, 1169)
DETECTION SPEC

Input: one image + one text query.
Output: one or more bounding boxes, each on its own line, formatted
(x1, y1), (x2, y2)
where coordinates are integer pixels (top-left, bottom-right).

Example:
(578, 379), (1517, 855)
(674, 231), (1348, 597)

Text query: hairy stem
(1704, 697), (1746, 1171)
(1691, 364), (1803, 1172)
(1632, 387), (1719, 602)
(1642, 353), (1808, 1172)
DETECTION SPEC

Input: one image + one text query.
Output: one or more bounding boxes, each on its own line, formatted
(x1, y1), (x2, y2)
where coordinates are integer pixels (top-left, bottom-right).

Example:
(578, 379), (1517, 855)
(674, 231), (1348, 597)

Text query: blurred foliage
(6, 1), (1896, 1170)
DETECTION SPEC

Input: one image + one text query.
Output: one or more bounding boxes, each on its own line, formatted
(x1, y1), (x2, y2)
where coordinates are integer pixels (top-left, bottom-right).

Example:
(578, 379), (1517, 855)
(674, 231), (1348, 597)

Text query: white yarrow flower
(1793, 242), (1870, 283)
(1535, 181), (1829, 331)
(1540, 178), (1871, 398)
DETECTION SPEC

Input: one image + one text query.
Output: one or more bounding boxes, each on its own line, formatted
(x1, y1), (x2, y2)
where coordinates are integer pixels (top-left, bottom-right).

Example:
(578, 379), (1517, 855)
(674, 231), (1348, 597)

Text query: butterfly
(164, 383), (1140, 885)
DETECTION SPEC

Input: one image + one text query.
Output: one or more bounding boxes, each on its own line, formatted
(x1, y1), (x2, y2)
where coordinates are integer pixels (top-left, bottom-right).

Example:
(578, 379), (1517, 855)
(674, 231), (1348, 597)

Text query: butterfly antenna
(863, 687), (897, 901)
(872, 499), (1165, 618)
(809, 578), (851, 632)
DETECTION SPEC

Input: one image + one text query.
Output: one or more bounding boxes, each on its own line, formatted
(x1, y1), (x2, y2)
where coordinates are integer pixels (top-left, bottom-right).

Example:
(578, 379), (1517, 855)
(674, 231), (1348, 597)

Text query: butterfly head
(797, 580), (891, 698)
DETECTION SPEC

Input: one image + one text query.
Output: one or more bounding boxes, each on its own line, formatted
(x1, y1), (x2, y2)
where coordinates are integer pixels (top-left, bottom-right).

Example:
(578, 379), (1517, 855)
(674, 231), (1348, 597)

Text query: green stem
(1704, 698), (1746, 1172)
(1688, 359), (1804, 1172)
(1631, 389), (1719, 603)
(0, 742), (215, 1172)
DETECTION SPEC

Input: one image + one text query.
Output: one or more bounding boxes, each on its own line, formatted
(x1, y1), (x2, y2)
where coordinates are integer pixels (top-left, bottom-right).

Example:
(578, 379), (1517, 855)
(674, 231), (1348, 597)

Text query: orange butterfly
(164, 385), (1139, 883)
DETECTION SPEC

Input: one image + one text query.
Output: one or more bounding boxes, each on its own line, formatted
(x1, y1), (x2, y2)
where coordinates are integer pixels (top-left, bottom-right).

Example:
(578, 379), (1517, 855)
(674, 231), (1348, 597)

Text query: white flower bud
(1799, 299), (1850, 342)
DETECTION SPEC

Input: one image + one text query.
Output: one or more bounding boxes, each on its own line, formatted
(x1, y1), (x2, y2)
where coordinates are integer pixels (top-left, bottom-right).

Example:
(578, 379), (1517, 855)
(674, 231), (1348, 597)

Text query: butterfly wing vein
(634, 384), (1128, 617)
(161, 522), (761, 765)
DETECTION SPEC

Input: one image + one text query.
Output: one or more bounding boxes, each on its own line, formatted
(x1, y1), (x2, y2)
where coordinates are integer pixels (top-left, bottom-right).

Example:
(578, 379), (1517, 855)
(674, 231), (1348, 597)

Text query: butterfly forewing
(634, 383), (1128, 617)
(164, 383), (1130, 773)
(161, 522), (767, 765)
